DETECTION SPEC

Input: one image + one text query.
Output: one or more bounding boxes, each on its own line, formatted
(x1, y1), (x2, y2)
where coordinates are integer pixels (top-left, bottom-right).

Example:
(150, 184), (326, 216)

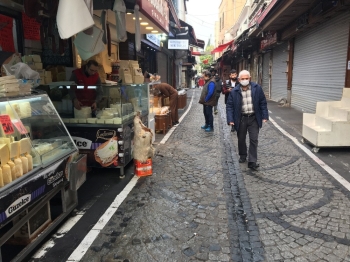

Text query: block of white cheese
(20, 138), (32, 155)
(87, 118), (97, 124)
(10, 141), (19, 159)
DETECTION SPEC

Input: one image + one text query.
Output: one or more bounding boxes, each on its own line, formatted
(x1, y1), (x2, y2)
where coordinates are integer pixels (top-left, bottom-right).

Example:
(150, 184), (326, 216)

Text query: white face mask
(240, 80), (250, 86)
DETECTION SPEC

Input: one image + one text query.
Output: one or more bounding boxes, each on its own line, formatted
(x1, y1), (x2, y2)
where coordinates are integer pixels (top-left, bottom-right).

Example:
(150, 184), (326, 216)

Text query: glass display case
(45, 84), (150, 173)
(46, 84), (149, 124)
(0, 92), (77, 193)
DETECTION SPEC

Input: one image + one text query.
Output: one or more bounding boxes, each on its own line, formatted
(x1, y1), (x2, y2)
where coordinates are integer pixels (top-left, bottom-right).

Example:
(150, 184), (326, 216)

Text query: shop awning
(211, 40), (234, 54)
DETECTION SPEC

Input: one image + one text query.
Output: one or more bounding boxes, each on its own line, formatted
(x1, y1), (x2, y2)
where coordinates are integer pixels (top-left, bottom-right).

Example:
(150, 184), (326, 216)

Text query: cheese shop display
(51, 83), (151, 173)
(0, 91), (78, 189)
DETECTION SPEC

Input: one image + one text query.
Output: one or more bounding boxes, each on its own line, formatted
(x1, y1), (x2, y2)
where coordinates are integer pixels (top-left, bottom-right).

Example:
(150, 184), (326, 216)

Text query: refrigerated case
(50, 84), (151, 176)
(0, 91), (85, 261)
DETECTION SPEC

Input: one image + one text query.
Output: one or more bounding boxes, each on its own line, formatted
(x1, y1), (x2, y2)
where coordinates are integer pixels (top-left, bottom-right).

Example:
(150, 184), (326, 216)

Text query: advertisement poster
(67, 123), (134, 168)
(0, 157), (71, 226)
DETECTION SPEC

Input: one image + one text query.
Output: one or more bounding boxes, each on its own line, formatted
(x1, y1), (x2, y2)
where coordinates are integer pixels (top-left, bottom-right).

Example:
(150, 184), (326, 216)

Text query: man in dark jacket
(213, 73), (223, 114)
(199, 70), (217, 132)
(226, 70), (269, 170)
(222, 69), (238, 104)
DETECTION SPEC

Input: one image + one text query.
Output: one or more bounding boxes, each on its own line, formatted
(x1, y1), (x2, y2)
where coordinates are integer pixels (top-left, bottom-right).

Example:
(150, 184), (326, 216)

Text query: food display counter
(0, 91), (86, 261)
(49, 84), (151, 177)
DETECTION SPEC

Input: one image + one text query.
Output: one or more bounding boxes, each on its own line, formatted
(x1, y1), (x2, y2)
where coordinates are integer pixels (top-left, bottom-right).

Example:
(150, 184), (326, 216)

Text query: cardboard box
(44, 71), (51, 78)
(133, 75), (144, 84)
(22, 55), (33, 63)
(45, 77), (52, 84)
(36, 69), (45, 77)
(35, 62), (43, 70)
(134, 158), (152, 177)
(31, 55), (41, 63)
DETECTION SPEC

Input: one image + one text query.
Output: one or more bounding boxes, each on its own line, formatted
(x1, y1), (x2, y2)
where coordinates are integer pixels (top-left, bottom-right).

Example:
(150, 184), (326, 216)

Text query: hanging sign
(12, 119), (28, 134)
(168, 39), (189, 50)
(139, 0), (169, 33)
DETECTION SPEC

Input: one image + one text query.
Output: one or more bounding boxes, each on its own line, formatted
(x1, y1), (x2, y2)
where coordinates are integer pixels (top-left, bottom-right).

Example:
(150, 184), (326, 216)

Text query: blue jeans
(203, 105), (213, 127)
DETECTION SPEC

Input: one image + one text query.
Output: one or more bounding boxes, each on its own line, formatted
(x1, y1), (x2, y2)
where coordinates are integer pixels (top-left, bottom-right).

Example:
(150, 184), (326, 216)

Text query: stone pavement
(81, 90), (350, 262)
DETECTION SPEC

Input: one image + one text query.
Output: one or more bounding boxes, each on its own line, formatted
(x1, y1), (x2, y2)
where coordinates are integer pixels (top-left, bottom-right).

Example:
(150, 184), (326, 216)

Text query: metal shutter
(156, 52), (168, 83)
(262, 52), (270, 98)
(291, 13), (350, 113)
(271, 42), (289, 102)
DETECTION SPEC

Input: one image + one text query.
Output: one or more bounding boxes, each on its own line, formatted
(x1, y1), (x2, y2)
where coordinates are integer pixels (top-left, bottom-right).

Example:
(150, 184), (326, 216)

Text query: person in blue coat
(226, 70), (269, 170)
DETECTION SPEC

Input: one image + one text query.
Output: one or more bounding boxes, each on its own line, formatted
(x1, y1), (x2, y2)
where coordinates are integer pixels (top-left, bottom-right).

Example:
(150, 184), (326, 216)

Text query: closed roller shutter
(271, 42), (289, 102)
(262, 52), (270, 98)
(292, 13), (350, 113)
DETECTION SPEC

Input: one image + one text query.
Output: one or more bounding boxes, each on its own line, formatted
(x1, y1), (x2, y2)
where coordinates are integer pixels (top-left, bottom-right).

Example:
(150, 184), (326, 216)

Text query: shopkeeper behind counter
(69, 60), (104, 110)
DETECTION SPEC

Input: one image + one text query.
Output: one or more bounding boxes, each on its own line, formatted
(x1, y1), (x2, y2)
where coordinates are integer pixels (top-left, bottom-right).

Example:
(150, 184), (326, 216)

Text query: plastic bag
(113, 0), (127, 42)
(10, 63), (40, 87)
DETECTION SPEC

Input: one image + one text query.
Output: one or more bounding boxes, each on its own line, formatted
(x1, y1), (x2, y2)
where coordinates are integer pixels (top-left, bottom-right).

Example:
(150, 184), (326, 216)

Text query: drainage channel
(218, 104), (265, 262)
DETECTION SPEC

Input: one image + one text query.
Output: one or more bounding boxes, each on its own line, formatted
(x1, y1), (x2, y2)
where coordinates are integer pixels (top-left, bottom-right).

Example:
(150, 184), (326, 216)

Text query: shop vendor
(150, 74), (179, 125)
(69, 60), (104, 110)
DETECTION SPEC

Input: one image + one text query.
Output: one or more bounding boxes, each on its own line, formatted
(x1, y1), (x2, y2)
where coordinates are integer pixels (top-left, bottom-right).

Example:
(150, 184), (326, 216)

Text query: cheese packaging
(45, 71), (52, 78)
(37, 69), (46, 77)
(45, 77), (52, 84)
(22, 55), (33, 63)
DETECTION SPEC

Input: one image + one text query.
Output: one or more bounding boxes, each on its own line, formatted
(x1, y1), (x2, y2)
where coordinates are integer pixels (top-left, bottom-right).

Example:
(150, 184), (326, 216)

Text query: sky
(185, 0), (220, 49)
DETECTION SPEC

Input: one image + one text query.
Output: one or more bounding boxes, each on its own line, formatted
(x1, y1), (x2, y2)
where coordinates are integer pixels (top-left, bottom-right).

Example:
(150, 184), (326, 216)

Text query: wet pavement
(75, 89), (350, 262)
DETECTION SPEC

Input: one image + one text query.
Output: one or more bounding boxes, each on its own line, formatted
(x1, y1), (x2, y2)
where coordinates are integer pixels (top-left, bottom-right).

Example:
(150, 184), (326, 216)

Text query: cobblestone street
(81, 90), (350, 262)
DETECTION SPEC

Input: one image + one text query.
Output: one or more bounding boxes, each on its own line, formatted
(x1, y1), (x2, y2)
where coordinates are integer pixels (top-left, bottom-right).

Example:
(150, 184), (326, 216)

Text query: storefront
(291, 13), (350, 113)
(262, 52), (271, 98)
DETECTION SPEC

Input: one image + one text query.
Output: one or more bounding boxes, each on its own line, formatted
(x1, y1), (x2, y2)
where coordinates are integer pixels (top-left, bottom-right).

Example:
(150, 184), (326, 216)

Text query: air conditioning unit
(0, 0), (24, 12)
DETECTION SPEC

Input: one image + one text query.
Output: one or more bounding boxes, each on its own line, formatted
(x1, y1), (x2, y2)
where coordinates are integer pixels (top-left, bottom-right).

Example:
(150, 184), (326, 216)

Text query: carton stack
(129, 61), (144, 84)
(119, 60), (133, 84)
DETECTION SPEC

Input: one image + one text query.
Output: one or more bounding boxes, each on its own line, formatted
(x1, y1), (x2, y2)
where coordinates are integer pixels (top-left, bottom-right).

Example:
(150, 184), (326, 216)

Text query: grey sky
(185, 0), (220, 49)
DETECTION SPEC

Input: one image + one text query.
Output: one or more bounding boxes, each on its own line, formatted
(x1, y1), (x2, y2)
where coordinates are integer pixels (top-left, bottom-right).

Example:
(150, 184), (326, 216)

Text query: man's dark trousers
(203, 105), (213, 127)
(237, 115), (259, 162)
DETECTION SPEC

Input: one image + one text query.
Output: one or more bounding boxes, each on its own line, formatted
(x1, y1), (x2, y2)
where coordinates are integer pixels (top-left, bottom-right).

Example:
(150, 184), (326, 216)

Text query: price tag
(12, 119), (28, 134)
(0, 115), (14, 135)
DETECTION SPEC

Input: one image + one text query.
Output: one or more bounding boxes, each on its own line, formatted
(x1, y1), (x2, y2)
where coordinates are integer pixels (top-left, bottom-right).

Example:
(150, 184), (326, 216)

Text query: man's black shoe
(239, 158), (246, 163)
(248, 162), (260, 170)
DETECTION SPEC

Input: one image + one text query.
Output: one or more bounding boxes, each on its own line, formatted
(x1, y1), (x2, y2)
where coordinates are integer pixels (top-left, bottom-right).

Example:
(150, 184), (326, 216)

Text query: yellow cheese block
(21, 156), (28, 174)
(26, 153), (33, 171)
(2, 164), (11, 185)
(8, 160), (15, 181)
(20, 138), (32, 155)
(14, 158), (23, 178)
(0, 167), (3, 187)
(10, 141), (19, 159)
(0, 143), (10, 164)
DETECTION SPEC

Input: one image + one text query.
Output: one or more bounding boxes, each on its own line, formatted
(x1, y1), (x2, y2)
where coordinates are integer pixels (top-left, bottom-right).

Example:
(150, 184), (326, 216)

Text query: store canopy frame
(211, 40), (234, 54)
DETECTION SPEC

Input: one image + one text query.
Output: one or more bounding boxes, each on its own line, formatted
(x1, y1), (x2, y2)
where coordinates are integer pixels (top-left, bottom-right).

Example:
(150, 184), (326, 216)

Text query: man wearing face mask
(226, 70), (269, 170)
(222, 69), (238, 104)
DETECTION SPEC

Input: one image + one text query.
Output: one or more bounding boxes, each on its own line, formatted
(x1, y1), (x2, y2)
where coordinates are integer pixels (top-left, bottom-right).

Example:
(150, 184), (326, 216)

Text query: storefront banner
(260, 31), (278, 50)
(0, 157), (71, 226)
(139, 0), (169, 33)
(168, 39), (189, 50)
(146, 34), (161, 47)
(22, 12), (41, 41)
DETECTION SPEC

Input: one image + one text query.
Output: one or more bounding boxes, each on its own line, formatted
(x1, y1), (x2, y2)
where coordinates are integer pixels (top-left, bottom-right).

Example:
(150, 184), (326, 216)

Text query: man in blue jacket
(226, 70), (269, 170)
(199, 70), (217, 132)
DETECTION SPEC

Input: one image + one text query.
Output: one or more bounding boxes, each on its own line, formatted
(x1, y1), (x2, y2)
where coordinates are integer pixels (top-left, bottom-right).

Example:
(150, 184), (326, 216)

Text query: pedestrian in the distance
(223, 69), (238, 104)
(198, 77), (205, 90)
(199, 70), (217, 132)
(226, 70), (269, 170)
(213, 73), (223, 115)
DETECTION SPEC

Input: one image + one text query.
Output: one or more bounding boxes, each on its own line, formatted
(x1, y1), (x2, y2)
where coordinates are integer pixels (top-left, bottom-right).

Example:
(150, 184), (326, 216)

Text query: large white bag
(57, 0), (94, 39)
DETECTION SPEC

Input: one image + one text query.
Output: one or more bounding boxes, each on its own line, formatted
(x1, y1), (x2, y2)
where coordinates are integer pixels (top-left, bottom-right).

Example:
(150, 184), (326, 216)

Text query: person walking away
(198, 77), (205, 90)
(213, 73), (223, 114)
(69, 60), (104, 111)
(198, 71), (217, 132)
(222, 69), (238, 104)
(226, 70), (269, 170)
(151, 74), (179, 125)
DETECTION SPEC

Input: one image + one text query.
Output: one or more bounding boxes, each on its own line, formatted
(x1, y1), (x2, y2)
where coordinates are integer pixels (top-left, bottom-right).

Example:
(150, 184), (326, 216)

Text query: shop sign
(139, 0), (169, 33)
(168, 39), (189, 50)
(146, 34), (161, 47)
(260, 31), (278, 50)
